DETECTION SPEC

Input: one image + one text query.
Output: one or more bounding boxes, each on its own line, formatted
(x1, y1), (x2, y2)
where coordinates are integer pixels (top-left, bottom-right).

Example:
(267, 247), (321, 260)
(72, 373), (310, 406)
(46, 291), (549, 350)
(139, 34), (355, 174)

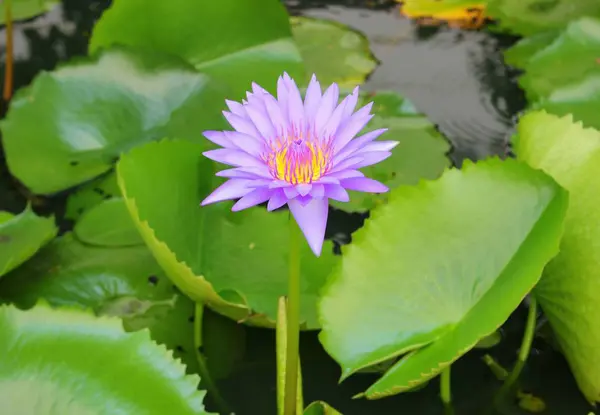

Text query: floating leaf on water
(74, 198), (144, 247)
(290, 16), (377, 88)
(318, 157), (568, 399)
(0, 206), (57, 278)
(1, 0), (59, 24)
(0, 233), (199, 374)
(399, 0), (487, 29)
(514, 111), (600, 404)
(486, 0), (600, 36)
(0, 47), (227, 194)
(0, 303), (212, 414)
(89, 0), (304, 99)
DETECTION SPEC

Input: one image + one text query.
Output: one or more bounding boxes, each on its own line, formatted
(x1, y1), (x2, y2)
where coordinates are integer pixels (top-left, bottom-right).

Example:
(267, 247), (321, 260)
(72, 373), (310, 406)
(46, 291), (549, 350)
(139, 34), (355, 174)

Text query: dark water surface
(0, 1), (593, 414)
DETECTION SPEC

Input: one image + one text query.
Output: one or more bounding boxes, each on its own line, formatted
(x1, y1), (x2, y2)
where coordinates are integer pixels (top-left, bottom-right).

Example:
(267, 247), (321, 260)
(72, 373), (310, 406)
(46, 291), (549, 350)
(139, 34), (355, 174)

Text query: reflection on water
(287, 0), (526, 164)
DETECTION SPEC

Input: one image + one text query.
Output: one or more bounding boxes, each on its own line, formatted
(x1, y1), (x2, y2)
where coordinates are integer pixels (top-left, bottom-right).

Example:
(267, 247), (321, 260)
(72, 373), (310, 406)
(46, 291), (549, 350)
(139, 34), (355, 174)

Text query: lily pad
(74, 198), (144, 247)
(1, 47), (227, 194)
(486, 0), (600, 35)
(332, 92), (451, 212)
(514, 111), (600, 403)
(65, 172), (120, 221)
(2, 0), (59, 24)
(0, 206), (57, 278)
(89, 0), (304, 99)
(518, 18), (600, 101)
(516, 18), (600, 131)
(400, 0), (485, 17)
(318, 157), (568, 398)
(0, 303), (211, 414)
(503, 31), (559, 69)
(0, 233), (199, 374)
(290, 16), (377, 88)
(117, 139), (338, 328)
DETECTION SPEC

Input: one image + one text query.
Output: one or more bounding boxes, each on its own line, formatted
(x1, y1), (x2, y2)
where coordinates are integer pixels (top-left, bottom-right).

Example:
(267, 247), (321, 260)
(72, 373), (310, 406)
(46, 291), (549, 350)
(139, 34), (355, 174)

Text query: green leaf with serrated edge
(0, 233), (199, 374)
(304, 401), (342, 415)
(1, 0), (59, 24)
(0, 303), (212, 414)
(0, 206), (57, 278)
(277, 297), (304, 415)
(117, 139), (338, 328)
(318, 157), (568, 399)
(290, 16), (377, 88)
(518, 18), (600, 102)
(332, 91), (450, 212)
(0, 46), (227, 194)
(89, 0), (304, 100)
(65, 172), (120, 221)
(503, 31), (559, 69)
(74, 198), (144, 247)
(514, 111), (600, 404)
(486, 0), (600, 36)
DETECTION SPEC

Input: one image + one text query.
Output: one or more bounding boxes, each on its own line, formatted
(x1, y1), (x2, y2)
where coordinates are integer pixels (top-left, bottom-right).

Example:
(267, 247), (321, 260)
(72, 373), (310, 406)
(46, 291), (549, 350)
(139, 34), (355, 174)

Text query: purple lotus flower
(200, 73), (398, 256)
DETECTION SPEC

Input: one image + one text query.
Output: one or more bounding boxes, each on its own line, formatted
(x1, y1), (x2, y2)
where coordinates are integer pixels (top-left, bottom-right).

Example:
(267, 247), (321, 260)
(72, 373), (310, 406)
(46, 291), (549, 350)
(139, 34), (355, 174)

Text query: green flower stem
(194, 303), (232, 415)
(503, 296), (538, 391)
(283, 216), (302, 415)
(440, 366), (452, 407)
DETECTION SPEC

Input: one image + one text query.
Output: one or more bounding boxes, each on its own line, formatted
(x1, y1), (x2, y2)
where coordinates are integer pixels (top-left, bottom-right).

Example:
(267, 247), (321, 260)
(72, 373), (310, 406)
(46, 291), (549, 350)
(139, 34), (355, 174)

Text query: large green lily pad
(1, 47), (226, 194)
(487, 0), (600, 36)
(290, 16), (377, 88)
(0, 233), (199, 374)
(332, 91), (451, 212)
(318, 157), (568, 399)
(117, 139), (338, 329)
(518, 18), (600, 131)
(517, 18), (600, 100)
(2, 0), (59, 24)
(0, 206), (57, 278)
(89, 0), (304, 99)
(514, 111), (600, 404)
(0, 303), (211, 414)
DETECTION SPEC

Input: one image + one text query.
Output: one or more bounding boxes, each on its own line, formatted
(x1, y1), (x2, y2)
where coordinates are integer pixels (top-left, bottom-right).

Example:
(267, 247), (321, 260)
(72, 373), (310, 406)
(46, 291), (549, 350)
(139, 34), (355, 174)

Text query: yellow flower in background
(397, 0), (487, 29)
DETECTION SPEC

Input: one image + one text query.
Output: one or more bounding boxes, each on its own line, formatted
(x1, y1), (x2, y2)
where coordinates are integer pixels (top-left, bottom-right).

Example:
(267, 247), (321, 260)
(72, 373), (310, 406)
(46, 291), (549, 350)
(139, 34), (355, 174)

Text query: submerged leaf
(117, 139), (338, 328)
(0, 303), (211, 414)
(89, 0), (304, 99)
(514, 111), (600, 403)
(318, 158), (568, 398)
(290, 16), (377, 87)
(0, 207), (57, 278)
(1, 47), (226, 194)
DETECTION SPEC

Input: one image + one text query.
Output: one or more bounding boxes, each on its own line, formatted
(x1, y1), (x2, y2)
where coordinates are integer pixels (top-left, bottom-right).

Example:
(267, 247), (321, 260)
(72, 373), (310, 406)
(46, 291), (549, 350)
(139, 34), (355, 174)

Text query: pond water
(0, 1), (593, 414)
